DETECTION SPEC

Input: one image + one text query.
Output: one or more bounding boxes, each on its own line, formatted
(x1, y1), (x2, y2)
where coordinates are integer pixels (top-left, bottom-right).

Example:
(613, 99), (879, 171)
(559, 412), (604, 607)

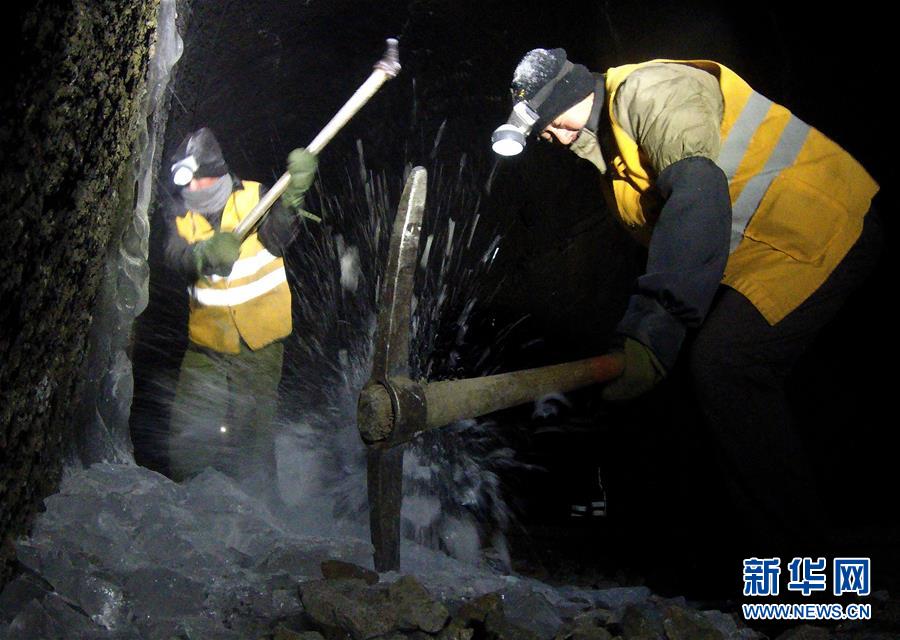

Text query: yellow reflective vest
(604, 60), (879, 324)
(175, 181), (292, 354)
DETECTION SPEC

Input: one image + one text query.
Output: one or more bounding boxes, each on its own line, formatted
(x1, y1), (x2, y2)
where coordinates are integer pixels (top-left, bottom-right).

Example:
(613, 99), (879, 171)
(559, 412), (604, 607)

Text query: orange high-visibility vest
(604, 60), (879, 324)
(175, 181), (292, 353)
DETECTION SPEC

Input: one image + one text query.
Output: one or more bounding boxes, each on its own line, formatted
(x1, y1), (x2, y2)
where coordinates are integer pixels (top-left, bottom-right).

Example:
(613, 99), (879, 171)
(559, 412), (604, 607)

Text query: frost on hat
(510, 48), (595, 133)
(512, 48), (568, 100)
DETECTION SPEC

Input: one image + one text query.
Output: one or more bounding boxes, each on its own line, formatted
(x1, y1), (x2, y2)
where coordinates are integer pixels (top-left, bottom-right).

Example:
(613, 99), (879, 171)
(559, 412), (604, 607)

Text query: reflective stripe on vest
(603, 60), (878, 325)
(717, 91), (811, 252)
(190, 266), (288, 306)
(207, 248), (280, 283)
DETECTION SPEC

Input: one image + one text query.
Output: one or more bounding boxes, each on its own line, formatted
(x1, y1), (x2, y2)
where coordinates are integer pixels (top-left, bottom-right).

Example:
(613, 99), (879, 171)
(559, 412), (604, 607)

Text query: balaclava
(181, 175), (233, 215)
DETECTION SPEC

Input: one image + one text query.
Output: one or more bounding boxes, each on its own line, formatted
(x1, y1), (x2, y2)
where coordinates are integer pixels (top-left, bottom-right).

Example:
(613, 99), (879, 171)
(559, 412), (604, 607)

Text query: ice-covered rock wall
(70, 0), (183, 467)
(0, 0), (166, 584)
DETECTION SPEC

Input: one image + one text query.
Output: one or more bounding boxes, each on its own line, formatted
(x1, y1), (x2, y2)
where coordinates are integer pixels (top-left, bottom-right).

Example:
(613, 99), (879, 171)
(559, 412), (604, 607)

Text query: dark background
(130, 0), (897, 597)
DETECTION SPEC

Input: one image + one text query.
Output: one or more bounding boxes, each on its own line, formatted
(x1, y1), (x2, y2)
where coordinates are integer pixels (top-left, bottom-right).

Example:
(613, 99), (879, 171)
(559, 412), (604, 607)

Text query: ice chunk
(335, 234), (361, 293)
(124, 566), (206, 621)
(0, 571), (53, 624)
(4, 592), (102, 639)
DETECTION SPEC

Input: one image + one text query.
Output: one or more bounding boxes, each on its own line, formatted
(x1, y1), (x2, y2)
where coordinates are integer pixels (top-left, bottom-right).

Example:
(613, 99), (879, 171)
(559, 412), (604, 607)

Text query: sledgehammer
(358, 167), (624, 572)
(233, 38), (401, 241)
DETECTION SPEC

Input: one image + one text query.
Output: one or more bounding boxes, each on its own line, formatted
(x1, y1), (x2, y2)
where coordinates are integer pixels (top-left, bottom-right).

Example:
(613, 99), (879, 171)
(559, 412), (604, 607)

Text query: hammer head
(375, 38), (402, 78)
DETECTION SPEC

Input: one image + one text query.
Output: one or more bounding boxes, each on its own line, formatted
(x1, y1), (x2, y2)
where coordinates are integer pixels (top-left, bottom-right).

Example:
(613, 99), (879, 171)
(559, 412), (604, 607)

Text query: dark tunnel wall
(0, 1), (157, 585)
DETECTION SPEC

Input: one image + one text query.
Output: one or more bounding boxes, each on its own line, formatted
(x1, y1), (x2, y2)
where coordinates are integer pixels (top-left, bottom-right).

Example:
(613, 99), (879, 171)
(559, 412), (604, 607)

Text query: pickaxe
(358, 167), (625, 572)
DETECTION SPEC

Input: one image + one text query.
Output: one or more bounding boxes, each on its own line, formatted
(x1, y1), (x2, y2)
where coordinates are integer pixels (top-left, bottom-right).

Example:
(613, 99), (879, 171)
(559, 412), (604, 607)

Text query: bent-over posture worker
(493, 49), (882, 564)
(164, 127), (318, 481)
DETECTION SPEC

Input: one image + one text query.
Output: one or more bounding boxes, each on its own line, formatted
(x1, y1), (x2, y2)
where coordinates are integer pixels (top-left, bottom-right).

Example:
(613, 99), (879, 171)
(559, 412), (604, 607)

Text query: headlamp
(491, 101), (539, 156)
(171, 154), (199, 186)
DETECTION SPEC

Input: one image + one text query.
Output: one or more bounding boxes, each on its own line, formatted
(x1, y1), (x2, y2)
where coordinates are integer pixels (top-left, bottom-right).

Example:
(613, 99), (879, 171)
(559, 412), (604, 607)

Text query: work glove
(283, 147), (318, 213)
(194, 231), (241, 277)
(601, 337), (666, 402)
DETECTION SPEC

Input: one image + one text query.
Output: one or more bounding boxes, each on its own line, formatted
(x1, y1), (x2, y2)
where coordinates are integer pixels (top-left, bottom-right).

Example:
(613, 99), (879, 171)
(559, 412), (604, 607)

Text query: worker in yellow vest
(163, 127), (318, 482)
(492, 50), (882, 571)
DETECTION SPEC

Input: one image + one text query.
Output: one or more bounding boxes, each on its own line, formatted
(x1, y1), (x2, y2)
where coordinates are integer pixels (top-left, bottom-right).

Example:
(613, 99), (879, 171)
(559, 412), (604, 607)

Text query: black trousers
(687, 209), (884, 562)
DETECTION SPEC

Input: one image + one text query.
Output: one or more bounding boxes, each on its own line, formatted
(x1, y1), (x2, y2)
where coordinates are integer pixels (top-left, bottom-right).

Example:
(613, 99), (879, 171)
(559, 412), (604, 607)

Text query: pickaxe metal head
(361, 166), (427, 572)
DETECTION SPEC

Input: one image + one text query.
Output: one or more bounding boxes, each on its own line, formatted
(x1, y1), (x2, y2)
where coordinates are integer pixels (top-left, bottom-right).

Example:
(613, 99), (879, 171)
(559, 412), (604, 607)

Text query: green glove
(601, 337), (667, 402)
(194, 231), (241, 277)
(283, 147), (318, 212)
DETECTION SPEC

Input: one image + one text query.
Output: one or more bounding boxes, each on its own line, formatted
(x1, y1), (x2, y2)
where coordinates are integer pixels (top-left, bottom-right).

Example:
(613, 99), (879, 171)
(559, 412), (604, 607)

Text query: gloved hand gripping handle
(233, 38), (401, 241)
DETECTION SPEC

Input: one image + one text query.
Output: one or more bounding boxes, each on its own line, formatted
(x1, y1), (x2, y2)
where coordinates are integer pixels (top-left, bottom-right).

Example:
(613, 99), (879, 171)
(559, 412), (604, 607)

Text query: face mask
(182, 175), (232, 214)
(569, 128), (607, 174)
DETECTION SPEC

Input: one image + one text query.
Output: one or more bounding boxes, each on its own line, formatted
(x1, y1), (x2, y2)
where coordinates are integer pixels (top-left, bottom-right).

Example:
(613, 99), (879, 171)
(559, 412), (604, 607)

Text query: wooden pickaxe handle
(359, 354), (624, 446)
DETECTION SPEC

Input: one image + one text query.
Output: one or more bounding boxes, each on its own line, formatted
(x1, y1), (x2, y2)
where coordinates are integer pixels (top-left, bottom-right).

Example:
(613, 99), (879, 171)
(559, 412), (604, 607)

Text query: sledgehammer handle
(234, 39), (401, 241)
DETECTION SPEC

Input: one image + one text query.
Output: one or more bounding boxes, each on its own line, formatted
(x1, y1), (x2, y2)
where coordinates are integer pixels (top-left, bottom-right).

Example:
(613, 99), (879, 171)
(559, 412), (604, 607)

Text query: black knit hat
(171, 127), (229, 181)
(510, 48), (595, 133)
